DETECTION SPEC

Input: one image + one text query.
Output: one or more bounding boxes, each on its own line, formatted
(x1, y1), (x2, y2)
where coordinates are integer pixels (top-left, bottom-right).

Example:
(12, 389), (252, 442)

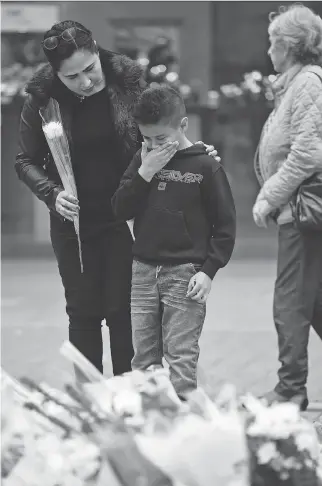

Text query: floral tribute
(2, 341), (321, 486)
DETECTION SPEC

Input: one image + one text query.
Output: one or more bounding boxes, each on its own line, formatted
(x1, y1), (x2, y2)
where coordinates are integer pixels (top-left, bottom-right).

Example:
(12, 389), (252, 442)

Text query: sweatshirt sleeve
(111, 148), (151, 221)
(200, 164), (236, 279)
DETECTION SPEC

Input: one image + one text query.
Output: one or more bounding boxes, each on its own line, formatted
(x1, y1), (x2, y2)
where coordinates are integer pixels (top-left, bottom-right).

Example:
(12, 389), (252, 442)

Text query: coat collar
(271, 63), (303, 99)
(25, 47), (144, 105)
(32, 48), (145, 166)
(272, 63), (322, 105)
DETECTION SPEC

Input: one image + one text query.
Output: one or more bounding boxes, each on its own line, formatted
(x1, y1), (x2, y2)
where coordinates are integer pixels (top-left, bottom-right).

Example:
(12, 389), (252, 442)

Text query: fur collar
(26, 47), (144, 103)
(28, 48), (145, 164)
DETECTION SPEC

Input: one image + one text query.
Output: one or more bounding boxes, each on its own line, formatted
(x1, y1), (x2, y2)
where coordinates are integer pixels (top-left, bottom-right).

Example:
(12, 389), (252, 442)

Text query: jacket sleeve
(200, 164), (236, 279)
(111, 148), (151, 221)
(15, 95), (63, 211)
(259, 75), (322, 208)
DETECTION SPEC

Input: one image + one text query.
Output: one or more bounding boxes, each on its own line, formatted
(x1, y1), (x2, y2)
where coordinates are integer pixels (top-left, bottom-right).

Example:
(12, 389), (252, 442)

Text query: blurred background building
(2, 1), (322, 257)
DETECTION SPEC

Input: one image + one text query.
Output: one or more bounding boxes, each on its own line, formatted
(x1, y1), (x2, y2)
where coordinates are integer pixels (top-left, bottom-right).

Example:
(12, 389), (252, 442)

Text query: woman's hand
(186, 271), (212, 304)
(55, 190), (79, 221)
(195, 141), (221, 162)
(252, 199), (274, 228)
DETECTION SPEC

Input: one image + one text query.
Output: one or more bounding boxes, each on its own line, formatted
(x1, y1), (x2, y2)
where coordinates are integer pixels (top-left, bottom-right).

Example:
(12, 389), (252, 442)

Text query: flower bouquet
(1, 369), (110, 486)
(2, 342), (322, 486)
(40, 99), (83, 272)
(1, 367), (173, 486)
(242, 394), (322, 486)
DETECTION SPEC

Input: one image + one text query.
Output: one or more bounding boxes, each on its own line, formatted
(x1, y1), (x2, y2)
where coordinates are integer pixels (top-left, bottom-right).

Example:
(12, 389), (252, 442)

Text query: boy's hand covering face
(139, 141), (179, 182)
(186, 271), (212, 303)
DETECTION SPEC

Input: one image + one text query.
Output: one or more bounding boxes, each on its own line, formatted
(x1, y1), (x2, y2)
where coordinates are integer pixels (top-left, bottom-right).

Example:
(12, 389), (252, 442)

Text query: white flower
(247, 83), (261, 95)
(220, 84), (240, 98)
(295, 432), (319, 455)
(247, 403), (302, 439)
(268, 74), (277, 83)
(304, 458), (314, 468)
(232, 86), (243, 97)
(43, 121), (63, 139)
(271, 403), (300, 422)
(112, 389), (142, 417)
(282, 457), (299, 470)
(251, 71), (263, 82)
(280, 471), (290, 480)
(47, 453), (65, 472)
(317, 464), (322, 482)
(137, 57), (149, 67)
(180, 84), (192, 97)
(265, 92), (274, 101)
(257, 442), (277, 465)
(165, 72), (179, 83)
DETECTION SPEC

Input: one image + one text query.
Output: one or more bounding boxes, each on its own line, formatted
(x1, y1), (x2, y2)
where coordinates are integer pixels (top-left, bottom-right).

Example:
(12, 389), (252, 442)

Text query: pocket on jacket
(134, 207), (193, 256)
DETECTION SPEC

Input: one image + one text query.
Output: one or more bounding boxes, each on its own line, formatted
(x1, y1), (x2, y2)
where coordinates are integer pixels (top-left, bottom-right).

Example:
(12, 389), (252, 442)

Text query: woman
(15, 20), (218, 379)
(252, 4), (322, 410)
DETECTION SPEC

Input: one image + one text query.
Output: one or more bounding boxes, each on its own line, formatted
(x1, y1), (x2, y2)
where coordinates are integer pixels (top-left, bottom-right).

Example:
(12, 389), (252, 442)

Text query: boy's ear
(181, 117), (188, 133)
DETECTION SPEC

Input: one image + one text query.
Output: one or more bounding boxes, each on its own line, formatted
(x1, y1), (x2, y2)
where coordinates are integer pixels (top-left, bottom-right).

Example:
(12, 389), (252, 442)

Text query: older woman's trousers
(273, 222), (322, 399)
(50, 221), (134, 376)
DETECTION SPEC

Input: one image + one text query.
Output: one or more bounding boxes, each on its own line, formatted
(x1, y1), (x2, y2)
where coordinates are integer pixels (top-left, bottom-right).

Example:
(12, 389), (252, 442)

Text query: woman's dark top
(71, 89), (123, 240)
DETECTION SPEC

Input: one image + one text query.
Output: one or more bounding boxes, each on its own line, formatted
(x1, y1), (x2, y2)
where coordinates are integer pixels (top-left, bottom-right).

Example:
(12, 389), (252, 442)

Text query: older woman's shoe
(259, 390), (309, 412)
(290, 394), (309, 411)
(259, 390), (309, 411)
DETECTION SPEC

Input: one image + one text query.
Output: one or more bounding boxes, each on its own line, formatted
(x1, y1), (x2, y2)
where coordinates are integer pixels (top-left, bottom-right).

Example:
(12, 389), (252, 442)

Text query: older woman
(253, 4), (322, 410)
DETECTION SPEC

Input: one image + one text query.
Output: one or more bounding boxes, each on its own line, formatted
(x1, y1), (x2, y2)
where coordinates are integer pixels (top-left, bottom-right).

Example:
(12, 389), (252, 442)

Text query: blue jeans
(131, 260), (206, 397)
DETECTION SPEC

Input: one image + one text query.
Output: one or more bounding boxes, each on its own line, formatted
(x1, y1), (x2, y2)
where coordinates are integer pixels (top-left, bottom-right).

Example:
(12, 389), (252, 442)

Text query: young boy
(112, 86), (236, 398)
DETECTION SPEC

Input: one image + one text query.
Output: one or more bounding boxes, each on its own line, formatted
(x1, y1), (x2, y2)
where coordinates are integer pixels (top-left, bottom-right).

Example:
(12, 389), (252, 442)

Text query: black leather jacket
(15, 48), (145, 217)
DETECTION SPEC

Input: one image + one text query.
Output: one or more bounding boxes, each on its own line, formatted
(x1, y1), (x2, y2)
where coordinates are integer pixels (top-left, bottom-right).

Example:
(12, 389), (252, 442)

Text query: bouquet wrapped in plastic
(2, 342), (322, 486)
(242, 394), (322, 486)
(1, 344), (176, 486)
(1, 370), (108, 486)
(135, 385), (250, 486)
(40, 98), (83, 272)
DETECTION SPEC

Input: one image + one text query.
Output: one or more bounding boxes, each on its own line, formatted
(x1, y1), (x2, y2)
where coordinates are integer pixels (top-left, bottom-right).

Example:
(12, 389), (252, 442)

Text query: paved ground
(2, 242), (322, 411)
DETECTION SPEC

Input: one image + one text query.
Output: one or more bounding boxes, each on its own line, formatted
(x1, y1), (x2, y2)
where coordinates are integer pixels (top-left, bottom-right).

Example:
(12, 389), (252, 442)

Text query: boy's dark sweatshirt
(112, 144), (236, 279)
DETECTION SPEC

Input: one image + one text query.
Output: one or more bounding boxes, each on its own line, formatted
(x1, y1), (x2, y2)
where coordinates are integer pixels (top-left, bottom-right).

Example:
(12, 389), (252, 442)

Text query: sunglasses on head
(42, 26), (89, 50)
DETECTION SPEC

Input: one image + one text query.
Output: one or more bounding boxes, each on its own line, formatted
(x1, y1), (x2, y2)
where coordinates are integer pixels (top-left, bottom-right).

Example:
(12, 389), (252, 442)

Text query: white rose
(269, 403), (300, 424)
(295, 431), (319, 456)
(43, 121), (63, 139)
(112, 389), (142, 416)
(248, 403), (301, 439)
(257, 442), (277, 465)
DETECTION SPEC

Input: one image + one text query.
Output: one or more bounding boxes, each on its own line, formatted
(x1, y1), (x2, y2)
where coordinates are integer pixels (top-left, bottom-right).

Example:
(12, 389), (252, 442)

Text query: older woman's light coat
(255, 64), (322, 225)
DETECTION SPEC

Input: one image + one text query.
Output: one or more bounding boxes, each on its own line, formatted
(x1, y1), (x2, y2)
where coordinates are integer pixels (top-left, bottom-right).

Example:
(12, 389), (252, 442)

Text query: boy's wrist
(138, 165), (154, 182)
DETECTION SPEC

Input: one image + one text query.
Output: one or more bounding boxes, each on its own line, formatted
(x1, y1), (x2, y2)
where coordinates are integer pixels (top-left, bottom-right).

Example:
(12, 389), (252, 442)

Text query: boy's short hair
(133, 85), (186, 127)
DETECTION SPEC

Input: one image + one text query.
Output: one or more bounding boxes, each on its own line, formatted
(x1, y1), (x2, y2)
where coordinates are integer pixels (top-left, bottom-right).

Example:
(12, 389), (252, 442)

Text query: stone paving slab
(1, 257), (321, 417)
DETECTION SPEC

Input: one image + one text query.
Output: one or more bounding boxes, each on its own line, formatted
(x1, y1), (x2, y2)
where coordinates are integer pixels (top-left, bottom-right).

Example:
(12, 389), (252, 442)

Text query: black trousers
(50, 220), (134, 376)
(273, 223), (322, 399)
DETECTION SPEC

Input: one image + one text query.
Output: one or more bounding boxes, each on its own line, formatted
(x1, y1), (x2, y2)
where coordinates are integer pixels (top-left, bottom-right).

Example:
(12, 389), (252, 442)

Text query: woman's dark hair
(42, 20), (97, 71)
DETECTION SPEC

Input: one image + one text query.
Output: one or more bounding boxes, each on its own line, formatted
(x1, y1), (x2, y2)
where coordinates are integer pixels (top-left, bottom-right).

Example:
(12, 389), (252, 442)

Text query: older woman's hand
(252, 199), (274, 228)
(195, 141), (221, 162)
